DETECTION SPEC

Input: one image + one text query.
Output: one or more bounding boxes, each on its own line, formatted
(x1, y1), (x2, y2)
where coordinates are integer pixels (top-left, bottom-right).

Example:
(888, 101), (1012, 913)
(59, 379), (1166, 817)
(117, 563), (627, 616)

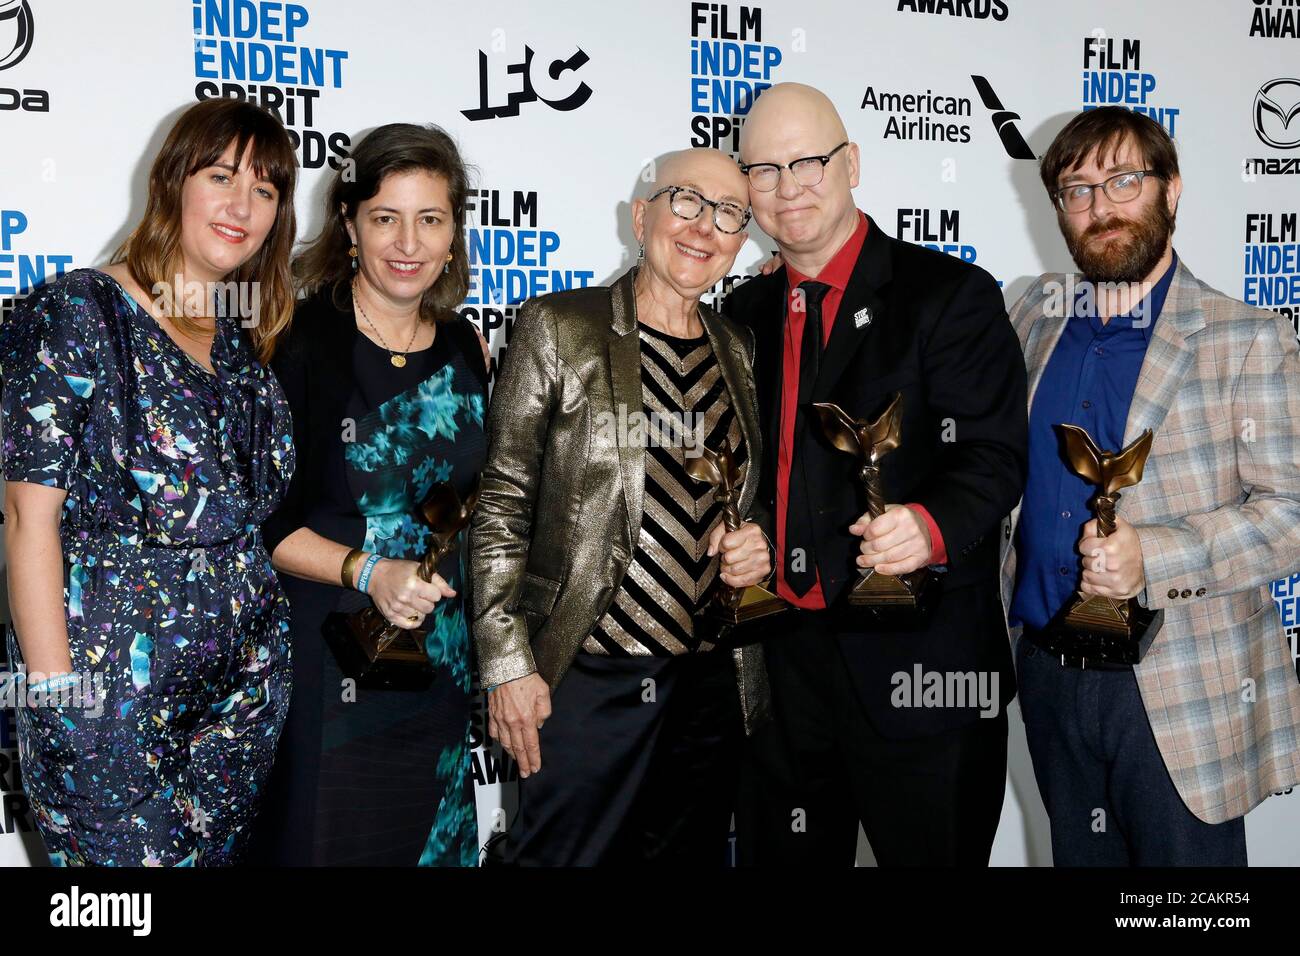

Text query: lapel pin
(854, 307), (872, 329)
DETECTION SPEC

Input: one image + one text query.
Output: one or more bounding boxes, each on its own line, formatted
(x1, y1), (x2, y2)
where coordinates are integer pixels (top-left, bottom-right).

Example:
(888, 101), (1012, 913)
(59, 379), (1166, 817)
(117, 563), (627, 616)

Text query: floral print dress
(254, 291), (485, 867)
(344, 346), (485, 867)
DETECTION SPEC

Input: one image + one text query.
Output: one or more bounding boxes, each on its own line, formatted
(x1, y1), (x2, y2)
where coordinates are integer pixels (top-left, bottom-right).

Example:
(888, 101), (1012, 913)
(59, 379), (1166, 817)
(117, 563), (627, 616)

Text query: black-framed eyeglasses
(1053, 169), (1159, 213)
(647, 185), (751, 234)
(739, 141), (850, 192)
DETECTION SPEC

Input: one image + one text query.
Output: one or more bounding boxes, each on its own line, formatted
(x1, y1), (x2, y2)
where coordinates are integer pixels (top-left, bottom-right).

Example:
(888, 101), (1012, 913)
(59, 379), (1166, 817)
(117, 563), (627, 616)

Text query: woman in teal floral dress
(251, 124), (488, 866)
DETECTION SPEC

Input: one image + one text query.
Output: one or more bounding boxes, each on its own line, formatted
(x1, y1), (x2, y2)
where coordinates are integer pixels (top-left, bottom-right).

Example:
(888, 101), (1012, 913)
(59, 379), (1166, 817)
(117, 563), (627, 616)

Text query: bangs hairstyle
(293, 123), (473, 323)
(1039, 106), (1180, 198)
(112, 97), (299, 364)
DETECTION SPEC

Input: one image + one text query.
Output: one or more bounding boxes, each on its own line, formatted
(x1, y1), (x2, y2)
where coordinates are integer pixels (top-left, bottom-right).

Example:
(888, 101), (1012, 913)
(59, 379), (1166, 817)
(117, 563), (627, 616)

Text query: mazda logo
(0, 0), (32, 70)
(1254, 78), (1300, 150)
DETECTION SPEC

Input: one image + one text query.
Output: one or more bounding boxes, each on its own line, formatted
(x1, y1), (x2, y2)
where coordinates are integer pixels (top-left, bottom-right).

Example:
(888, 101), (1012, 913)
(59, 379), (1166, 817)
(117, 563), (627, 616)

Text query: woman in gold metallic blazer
(471, 148), (773, 866)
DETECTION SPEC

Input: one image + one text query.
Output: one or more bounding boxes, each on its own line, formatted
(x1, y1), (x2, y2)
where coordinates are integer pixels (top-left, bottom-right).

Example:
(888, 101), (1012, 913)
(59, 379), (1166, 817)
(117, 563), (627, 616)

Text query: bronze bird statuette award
(813, 393), (939, 620)
(324, 477), (481, 690)
(1043, 426), (1163, 664)
(685, 436), (787, 635)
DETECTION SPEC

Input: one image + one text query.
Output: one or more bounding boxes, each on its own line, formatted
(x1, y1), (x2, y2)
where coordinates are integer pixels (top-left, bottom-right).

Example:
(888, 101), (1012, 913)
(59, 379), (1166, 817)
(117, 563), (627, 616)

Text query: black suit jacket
(724, 215), (1028, 736)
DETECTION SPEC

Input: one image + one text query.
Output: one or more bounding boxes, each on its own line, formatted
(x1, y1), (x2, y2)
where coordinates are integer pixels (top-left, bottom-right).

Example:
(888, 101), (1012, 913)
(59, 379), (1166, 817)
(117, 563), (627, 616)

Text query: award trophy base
(1040, 594), (1164, 666)
(323, 607), (435, 691)
(714, 583), (788, 624)
(698, 581), (789, 648)
(843, 566), (941, 627)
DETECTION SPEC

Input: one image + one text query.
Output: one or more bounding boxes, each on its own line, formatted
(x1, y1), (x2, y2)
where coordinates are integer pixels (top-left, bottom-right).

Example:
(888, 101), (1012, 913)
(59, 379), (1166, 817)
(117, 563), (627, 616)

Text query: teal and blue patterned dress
(254, 290), (485, 866)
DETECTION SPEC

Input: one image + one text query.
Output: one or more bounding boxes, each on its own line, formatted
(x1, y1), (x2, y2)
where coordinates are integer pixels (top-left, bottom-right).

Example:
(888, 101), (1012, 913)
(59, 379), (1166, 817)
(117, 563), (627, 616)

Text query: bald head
(651, 147), (748, 205)
(737, 83), (861, 273)
(632, 146), (749, 305)
(740, 83), (849, 164)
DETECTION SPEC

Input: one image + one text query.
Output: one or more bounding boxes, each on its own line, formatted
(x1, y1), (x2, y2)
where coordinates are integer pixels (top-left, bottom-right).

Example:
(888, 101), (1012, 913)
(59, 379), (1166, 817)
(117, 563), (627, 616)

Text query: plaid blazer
(1002, 259), (1300, 824)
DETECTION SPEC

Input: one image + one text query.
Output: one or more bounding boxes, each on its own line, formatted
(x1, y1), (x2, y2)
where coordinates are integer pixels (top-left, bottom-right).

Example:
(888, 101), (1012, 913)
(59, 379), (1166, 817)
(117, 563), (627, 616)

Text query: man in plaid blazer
(1003, 106), (1300, 865)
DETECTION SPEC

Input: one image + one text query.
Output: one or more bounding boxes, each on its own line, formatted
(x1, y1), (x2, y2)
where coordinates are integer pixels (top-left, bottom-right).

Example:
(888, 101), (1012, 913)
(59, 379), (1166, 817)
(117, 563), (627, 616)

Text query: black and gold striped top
(583, 321), (746, 656)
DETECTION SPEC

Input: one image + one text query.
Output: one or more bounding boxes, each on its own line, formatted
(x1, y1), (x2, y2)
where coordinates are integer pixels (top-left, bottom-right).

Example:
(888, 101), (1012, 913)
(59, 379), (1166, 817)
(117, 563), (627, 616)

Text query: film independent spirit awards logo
(1255, 78), (1300, 150)
(0, 0), (33, 70)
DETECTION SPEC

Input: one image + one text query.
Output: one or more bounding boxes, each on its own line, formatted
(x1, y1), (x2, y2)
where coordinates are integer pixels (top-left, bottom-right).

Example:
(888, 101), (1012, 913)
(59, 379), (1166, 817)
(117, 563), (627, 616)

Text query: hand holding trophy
(1042, 425), (1163, 664)
(324, 477), (480, 689)
(685, 435), (786, 637)
(813, 392), (939, 621)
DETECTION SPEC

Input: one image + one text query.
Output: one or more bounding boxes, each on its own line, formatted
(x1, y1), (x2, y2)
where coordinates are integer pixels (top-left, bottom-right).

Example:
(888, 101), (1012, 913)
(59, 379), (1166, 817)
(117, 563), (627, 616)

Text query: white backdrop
(1, 0), (1297, 866)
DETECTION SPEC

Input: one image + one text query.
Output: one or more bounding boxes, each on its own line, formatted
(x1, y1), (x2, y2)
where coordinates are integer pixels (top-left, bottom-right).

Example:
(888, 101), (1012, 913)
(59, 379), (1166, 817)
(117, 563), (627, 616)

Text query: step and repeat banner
(0, 0), (1297, 866)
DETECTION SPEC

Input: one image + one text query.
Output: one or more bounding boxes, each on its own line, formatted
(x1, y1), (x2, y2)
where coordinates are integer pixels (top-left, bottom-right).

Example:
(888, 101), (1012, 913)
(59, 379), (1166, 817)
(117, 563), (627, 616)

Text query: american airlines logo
(971, 75), (1035, 160)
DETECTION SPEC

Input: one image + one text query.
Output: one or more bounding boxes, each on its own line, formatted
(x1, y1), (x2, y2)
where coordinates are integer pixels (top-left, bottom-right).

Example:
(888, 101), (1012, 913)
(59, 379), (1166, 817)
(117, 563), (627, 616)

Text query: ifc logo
(0, 0), (32, 71)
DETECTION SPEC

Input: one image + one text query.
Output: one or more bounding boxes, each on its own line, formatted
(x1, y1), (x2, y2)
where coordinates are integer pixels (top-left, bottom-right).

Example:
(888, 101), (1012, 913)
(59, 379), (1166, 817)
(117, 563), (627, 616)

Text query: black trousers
(505, 649), (744, 866)
(1016, 636), (1247, 866)
(736, 610), (1008, 866)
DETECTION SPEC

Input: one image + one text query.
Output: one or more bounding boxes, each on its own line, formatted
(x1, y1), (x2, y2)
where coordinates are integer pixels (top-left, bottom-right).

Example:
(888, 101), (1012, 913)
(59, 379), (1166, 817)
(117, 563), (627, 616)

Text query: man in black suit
(725, 83), (1028, 865)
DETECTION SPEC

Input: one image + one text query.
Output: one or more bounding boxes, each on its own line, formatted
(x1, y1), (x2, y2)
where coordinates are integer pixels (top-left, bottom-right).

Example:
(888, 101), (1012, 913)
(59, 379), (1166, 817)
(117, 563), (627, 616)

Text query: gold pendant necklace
(352, 281), (419, 367)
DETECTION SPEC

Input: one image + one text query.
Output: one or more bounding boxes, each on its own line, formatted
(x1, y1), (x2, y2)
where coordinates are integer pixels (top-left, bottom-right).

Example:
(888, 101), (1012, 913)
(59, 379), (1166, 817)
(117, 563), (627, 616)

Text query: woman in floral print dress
(0, 98), (299, 866)
(253, 123), (487, 866)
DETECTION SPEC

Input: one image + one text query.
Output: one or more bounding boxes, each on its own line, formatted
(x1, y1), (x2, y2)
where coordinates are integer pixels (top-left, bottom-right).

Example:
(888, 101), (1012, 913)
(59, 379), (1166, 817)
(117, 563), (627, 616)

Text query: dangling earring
(637, 241), (644, 261)
(349, 244), (359, 271)
(444, 252), (452, 275)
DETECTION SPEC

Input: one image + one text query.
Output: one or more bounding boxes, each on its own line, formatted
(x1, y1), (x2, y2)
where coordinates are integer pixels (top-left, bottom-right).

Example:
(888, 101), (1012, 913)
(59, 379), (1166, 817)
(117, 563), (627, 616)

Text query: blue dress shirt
(1009, 254), (1178, 632)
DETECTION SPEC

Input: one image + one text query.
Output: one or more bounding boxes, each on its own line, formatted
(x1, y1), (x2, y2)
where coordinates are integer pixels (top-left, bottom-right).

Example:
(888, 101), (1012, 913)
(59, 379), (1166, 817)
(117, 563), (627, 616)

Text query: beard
(1063, 197), (1174, 284)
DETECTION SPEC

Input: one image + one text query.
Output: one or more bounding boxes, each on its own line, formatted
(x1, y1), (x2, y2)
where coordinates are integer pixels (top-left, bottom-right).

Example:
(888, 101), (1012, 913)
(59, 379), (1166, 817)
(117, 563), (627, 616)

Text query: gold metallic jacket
(470, 266), (772, 734)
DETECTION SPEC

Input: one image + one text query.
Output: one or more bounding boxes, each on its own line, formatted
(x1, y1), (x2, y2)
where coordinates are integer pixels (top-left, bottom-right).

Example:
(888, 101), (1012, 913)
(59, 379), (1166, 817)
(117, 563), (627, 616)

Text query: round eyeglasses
(739, 142), (850, 192)
(1053, 169), (1158, 213)
(647, 185), (751, 234)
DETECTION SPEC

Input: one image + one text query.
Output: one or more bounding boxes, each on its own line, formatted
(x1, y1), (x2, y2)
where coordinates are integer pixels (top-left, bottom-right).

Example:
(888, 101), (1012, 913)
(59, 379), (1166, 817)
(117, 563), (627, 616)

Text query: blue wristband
(356, 553), (382, 594)
(27, 673), (79, 694)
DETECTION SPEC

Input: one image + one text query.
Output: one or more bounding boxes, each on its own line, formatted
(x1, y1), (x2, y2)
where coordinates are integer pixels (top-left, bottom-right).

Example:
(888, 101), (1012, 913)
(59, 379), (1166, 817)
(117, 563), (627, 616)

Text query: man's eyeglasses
(739, 142), (850, 192)
(1053, 169), (1159, 213)
(647, 185), (751, 234)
